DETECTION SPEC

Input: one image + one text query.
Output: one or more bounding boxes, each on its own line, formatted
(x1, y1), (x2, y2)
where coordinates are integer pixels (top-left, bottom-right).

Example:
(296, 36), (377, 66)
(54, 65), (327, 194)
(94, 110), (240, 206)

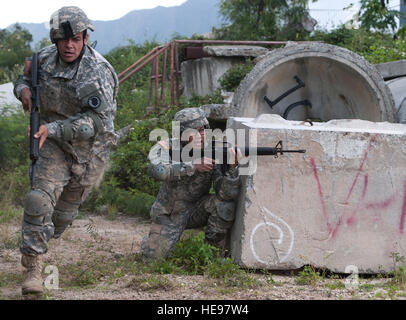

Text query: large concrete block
(229, 115), (406, 273)
(181, 57), (244, 98)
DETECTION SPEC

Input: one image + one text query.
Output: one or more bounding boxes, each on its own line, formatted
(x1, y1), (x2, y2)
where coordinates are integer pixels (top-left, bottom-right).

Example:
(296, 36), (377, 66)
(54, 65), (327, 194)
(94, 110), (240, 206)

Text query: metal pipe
(155, 56), (159, 108)
(161, 47), (168, 104)
(170, 41), (175, 105)
(118, 44), (170, 84)
(118, 46), (159, 79)
(174, 41), (180, 106)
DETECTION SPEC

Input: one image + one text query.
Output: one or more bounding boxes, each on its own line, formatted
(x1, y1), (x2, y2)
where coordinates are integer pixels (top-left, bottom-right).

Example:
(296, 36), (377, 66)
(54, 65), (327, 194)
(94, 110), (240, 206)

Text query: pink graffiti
(311, 134), (406, 237)
(310, 157), (332, 233)
(400, 179), (406, 235)
(365, 194), (396, 210)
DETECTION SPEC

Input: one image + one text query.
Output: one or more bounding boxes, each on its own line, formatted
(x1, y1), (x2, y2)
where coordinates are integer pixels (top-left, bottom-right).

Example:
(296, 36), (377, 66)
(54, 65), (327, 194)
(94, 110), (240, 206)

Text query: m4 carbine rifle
(24, 52), (40, 186)
(170, 140), (306, 172)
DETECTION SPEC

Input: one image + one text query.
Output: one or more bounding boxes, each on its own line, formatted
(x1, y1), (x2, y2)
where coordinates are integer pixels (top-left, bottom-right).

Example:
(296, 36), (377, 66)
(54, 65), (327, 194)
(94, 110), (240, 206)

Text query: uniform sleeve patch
(88, 96), (101, 109)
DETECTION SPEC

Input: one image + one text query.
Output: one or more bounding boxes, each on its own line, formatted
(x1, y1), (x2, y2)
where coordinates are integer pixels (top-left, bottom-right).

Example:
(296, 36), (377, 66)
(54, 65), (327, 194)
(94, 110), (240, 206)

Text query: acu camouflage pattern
(173, 108), (209, 132)
(142, 135), (241, 259)
(49, 6), (95, 43)
(14, 44), (118, 256)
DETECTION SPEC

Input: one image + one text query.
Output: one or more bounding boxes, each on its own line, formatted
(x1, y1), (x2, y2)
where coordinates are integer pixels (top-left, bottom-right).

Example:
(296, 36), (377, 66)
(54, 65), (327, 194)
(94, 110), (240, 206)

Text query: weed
(0, 224), (22, 250)
(390, 252), (406, 289)
(325, 280), (346, 290)
(106, 204), (118, 221)
(0, 272), (23, 288)
(359, 283), (375, 292)
(296, 265), (321, 286)
(128, 274), (176, 291)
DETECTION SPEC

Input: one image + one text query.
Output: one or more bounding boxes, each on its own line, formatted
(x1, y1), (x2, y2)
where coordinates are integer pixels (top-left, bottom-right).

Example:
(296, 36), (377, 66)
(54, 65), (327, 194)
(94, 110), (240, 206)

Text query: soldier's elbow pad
(76, 124), (95, 141)
(148, 163), (171, 181)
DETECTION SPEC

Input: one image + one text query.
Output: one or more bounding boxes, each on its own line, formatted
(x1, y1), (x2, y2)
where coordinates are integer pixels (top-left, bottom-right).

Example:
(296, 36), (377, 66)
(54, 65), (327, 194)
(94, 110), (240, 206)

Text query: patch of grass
(59, 255), (117, 289)
(0, 224), (22, 250)
(296, 265), (321, 286)
(127, 274), (176, 291)
(0, 202), (24, 225)
(54, 232), (260, 292)
(325, 280), (346, 290)
(0, 271), (23, 288)
(359, 283), (376, 292)
(390, 252), (406, 289)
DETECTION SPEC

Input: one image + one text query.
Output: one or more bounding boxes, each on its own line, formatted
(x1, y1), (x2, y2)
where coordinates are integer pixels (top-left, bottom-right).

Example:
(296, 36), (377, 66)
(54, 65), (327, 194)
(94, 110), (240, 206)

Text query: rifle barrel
(243, 147), (306, 156)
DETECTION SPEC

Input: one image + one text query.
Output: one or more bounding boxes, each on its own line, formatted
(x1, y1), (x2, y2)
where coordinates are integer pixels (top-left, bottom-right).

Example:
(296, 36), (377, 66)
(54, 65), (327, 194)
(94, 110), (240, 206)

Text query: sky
(309, 0), (401, 29)
(0, 0), (188, 29)
(0, 0), (402, 30)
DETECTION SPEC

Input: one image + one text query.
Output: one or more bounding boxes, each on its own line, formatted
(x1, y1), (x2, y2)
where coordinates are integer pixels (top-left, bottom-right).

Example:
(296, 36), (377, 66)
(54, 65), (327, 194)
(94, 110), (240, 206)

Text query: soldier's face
(57, 31), (89, 63)
(187, 127), (205, 149)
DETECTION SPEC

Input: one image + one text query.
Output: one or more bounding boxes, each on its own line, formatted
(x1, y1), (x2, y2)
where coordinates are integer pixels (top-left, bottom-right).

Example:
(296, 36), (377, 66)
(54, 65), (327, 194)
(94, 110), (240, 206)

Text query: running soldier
(13, 6), (118, 295)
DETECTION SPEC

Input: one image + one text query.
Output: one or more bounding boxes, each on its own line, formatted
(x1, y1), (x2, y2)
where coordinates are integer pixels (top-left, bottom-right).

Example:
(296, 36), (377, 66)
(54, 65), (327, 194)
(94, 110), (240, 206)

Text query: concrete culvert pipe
(232, 42), (396, 122)
(385, 77), (406, 124)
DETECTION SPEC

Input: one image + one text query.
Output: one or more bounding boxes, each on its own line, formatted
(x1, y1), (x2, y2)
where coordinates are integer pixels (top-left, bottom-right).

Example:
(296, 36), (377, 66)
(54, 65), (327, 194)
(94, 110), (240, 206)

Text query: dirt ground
(0, 214), (405, 300)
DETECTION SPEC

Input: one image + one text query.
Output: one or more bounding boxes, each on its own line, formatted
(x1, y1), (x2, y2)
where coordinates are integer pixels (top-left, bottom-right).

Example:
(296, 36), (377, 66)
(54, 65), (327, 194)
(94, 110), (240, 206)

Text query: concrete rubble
(228, 114), (406, 273)
(181, 45), (268, 98)
(376, 59), (406, 80)
(0, 82), (21, 114)
(203, 45), (268, 58)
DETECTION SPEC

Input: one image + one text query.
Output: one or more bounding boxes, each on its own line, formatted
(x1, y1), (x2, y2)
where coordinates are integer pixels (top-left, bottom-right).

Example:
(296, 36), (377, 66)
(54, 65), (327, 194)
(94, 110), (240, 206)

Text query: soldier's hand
(194, 157), (216, 173)
(20, 87), (32, 113)
(228, 147), (243, 168)
(34, 125), (48, 150)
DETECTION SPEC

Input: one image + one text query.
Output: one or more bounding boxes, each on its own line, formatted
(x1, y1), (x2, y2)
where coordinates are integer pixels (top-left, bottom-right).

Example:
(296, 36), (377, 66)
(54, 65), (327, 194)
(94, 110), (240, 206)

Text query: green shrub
(0, 107), (29, 169)
(169, 231), (221, 274)
(110, 106), (182, 195)
(362, 39), (406, 64)
(296, 265), (321, 285)
(82, 176), (155, 218)
(219, 61), (254, 92)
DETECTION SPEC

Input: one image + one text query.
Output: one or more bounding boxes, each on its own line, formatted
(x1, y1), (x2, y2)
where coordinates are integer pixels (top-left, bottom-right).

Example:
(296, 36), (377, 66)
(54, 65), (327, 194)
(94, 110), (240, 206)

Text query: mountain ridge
(9, 0), (223, 54)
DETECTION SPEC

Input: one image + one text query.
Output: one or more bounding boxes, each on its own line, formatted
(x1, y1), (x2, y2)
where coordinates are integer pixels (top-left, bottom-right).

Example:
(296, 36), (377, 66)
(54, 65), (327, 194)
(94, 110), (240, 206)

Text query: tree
(358, 0), (400, 33)
(0, 24), (32, 70)
(213, 0), (317, 41)
(34, 37), (52, 51)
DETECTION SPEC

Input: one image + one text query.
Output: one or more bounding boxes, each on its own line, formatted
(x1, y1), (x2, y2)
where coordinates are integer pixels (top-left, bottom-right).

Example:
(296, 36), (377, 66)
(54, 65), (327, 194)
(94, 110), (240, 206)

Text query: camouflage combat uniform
(14, 44), (119, 256)
(141, 109), (241, 259)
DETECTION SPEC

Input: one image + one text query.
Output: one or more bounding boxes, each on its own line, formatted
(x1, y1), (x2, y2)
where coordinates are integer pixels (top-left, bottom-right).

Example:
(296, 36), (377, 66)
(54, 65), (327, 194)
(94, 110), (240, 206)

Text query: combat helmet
(49, 6), (95, 43)
(174, 108), (209, 132)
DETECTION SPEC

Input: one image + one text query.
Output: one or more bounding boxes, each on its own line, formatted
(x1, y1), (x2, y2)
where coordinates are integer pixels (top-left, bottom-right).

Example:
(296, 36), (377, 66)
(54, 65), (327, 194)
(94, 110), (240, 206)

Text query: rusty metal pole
(118, 46), (158, 80)
(154, 56), (159, 109)
(170, 41), (175, 106)
(148, 61), (154, 107)
(119, 45), (169, 84)
(174, 41), (180, 107)
(161, 47), (168, 105)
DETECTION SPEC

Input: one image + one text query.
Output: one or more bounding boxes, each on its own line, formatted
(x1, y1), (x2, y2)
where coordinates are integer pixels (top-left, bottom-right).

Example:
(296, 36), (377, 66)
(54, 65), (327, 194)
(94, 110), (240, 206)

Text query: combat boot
(21, 254), (44, 295)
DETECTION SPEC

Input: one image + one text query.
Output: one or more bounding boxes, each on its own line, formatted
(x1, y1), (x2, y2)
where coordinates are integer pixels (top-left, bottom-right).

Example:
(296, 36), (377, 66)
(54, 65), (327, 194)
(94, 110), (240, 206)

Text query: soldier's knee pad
(52, 209), (78, 238)
(23, 190), (53, 226)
